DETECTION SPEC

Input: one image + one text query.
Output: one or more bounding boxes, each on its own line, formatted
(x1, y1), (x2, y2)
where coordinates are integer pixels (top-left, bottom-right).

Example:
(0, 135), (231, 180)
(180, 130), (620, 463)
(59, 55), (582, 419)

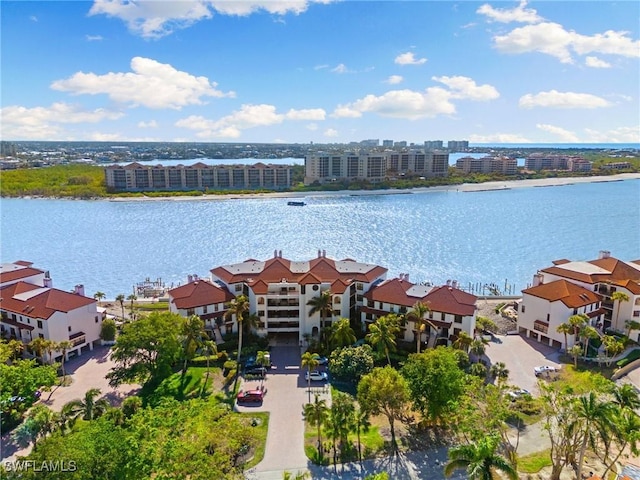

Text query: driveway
(1, 345), (139, 463)
(484, 334), (562, 394)
(240, 344), (331, 478)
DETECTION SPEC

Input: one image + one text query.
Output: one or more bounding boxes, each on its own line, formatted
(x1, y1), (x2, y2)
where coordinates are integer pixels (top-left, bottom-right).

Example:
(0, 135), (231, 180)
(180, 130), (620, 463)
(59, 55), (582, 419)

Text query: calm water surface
(1, 180), (638, 298)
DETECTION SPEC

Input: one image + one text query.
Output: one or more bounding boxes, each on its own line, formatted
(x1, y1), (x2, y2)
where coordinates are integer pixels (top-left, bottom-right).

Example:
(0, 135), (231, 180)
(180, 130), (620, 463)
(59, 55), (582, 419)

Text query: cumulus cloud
(89, 0), (333, 38)
(333, 76), (499, 120)
(519, 90), (611, 109)
(585, 56), (611, 68)
(175, 103), (326, 138)
(583, 126), (640, 143)
(51, 57), (234, 109)
(493, 22), (640, 64)
(536, 123), (580, 142)
(324, 128), (339, 137)
(468, 133), (532, 143)
(138, 120), (158, 128)
(385, 75), (403, 85)
(0, 102), (123, 140)
(476, 0), (542, 24)
(394, 52), (427, 65)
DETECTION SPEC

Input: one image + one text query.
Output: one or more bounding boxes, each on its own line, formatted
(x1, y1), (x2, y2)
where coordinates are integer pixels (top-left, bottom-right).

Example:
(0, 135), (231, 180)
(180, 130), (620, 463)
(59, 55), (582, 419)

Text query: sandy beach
(107, 172), (640, 202)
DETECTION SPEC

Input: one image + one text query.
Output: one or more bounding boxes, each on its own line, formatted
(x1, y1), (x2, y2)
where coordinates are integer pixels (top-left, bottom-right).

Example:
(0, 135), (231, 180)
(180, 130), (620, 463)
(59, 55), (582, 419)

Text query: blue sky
(1, 0), (639, 144)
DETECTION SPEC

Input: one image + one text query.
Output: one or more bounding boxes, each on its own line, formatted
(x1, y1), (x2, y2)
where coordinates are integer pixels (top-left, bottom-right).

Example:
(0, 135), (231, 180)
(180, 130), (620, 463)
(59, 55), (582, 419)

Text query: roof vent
(599, 250), (611, 259)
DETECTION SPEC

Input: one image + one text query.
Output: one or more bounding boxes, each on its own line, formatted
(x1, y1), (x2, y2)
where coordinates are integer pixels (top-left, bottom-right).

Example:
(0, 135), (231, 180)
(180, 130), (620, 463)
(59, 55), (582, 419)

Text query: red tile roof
(168, 280), (235, 310)
(541, 256), (640, 294)
(522, 280), (601, 308)
(0, 263), (45, 285)
(0, 282), (96, 319)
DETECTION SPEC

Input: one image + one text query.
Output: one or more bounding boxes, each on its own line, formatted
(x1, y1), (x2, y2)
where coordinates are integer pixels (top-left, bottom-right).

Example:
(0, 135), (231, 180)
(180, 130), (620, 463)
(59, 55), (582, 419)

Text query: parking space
(485, 334), (563, 394)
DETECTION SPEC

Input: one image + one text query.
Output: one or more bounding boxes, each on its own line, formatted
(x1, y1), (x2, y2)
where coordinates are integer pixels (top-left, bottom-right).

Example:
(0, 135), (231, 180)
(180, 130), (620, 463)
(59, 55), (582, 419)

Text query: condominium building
(455, 156), (518, 175)
(424, 140), (444, 150)
(447, 140), (469, 152)
(304, 150), (449, 184)
(105, 162), (292, 192)
(525, 154), (591, 172)
(0, 261), (104, 363)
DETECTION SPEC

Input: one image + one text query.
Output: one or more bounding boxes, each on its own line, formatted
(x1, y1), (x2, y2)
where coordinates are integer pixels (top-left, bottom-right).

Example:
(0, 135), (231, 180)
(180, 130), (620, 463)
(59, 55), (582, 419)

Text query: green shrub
(100, 318), (117, 341)
(223, 360), (237, 375)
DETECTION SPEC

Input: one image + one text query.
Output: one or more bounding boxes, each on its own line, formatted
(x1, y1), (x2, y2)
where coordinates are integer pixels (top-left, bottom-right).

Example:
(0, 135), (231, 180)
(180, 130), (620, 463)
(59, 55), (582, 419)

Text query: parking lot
(485, 333), (563, 394)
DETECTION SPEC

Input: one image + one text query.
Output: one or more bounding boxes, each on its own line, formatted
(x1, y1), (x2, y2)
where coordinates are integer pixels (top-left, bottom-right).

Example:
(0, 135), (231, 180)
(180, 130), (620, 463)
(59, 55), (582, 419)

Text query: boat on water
(287, 201), (306, 206)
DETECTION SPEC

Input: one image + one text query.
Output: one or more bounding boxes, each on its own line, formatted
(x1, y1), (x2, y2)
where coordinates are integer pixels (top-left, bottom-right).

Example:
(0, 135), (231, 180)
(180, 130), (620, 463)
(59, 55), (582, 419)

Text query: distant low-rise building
(0, 261), (104, 363)
(525, 154), (591, 172)
(455, 156), (518, 175)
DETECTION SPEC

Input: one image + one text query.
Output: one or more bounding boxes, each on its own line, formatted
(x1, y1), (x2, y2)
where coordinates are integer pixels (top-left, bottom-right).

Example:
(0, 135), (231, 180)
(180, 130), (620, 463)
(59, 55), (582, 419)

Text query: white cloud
(51, 57), (234, 109)
(0, 102), (123, 140)
(324, 128), (339, 137)
(468, 133), (532, 143)
(333, 76), (499, 120)
(385, 75), (403, 85)
(493, 22), (640, 64)
(536, 124), (580, 142)
(519, 90), (611, 109)
(89, 0), (333, 39)
(476, 0), (542, 24)
(331, 64), (351, 74)
(585, 56), (611, 68)
(314, 64), (329, 70)
(30, 15), (38, 22)
(138, 120), (158, 128)
(432, 76), (500, 101)
(394, 52), (427, 65)
(175, 104), (326, 138)
(583, 126), (640, 143)
(85, 34), (104, 41)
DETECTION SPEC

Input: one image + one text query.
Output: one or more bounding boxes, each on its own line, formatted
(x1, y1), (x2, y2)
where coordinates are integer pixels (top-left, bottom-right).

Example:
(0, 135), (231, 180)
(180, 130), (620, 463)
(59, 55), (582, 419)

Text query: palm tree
(603, 335), (625, 366)
(366, 314), (400, 365)
(469, 362), (488, 378)
(613, 383), (640, 410)
(282, 472), (309, 480)
(330, 317), (356, 348)
(93, 291), (106, 304)
(57, 340), (73, 383)
(256, 350), (270, 387)
(115, 294), (126, 320)
(573, 392), (614, 480)
(611, 291), (630, 331)
(302, 394), (328, 457)
(307, 290), (333, 330)
(225, 294), (250, 370)
(556, 322), (572, 352)
(625, 319), (640, 340)
(470, 337), (489, 363)
(200, 339), (218, 394)
(453, 331), (473, 352)
(489, 362), (509, 385)
(181, 315), (207, 380)
(581, 325), (600, 357)
(126, 294), (137, 318)
(569, 313), (589, 344)
(407, 301), (431, 353)
(601, 406), (640, 479)
(568, 344), (583, 368)
(62, 388), (110, 423)
(352, 405), (371, 463)
(444, 434), (518, 480)
(29, 337), (47, 363)
(42, 339), (57, 365)
(301, 351), (320, 403)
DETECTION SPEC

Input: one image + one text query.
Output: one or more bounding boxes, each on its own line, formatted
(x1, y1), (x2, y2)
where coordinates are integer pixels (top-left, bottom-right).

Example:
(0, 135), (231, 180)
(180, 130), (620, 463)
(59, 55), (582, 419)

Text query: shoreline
(106, 173), (639, 202)
(7, 173), (639, 202)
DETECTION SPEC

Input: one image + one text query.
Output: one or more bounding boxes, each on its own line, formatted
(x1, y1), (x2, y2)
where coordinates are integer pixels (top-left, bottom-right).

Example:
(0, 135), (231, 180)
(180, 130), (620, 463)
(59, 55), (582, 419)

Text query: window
(37, 320), (43, 329)
(356, 283), (364, 291)
(258, 310), (265, 317)
(334, 297), (341, 304)
(235, 284), (242, 292)
(39, 333), (44, 339)
(202, 305), (208, 314)
(95, 316), (99, 323)
(521, 305), (526, 313)
(301, 286), (306, 294)
(573, 308), (577, 315)
(187, 308), (195, 316)
(312, 285), (319, 291)
(258, 297), (264, 305)
(634, 311), (640, 318)
(454, 315), (462, 324)
(68, 326), (72, 332)
(357, 295), (363, 302)
(546, 314), (550, 322)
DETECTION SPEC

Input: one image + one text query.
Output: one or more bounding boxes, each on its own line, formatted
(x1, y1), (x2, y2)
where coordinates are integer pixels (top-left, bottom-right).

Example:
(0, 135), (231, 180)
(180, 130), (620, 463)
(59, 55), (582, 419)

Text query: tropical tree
(57, 340), (73, 383)
(603, 335), (625, 366)
(489, 362), (509, 385)
(225, 294), (250, 370)
(625, 319), (640, 340)
(611, 291), (630, 331)
(568, 344), (583, 368)
(29, 337), (48, 363)
(469, 337), (489, 363)
(115, 294), (126, 320)
(352, 405), (371, 462)
(573, 392), (614, 480)
(569, 313), (589, 344)
(42, 339), (57, 365)
(181, 315), (207, 379)
(556, 322), (572, 353)
(302, 394), (329, 457)
(301, 351), (320, 403)
(357, 366), (409, 453)
(366, 314), (400, 365)
(62, 388), (110, 423)
(0, 339), (24, 362)
(406, 301), (431, 353)
(330, 317), (356, 349)
(100, 318), (117, 342)
(475, 316), (498, 335)
(453, 331), (473, 352)
(328, 344), (375, 383)
(283, 472), (309, 480)
(469, 363), (488, 378)
(126, 293), (137, 313)
(581, 325), (600, 357)
(601, 406), (640, 479)
(326, 392), (355, 463)
(613, 383), (640, 410)
(256, 350), (270, 387)
(307, 290), (333, 329)
(93, 291), (106, 304)
(444, 434), (518, 480)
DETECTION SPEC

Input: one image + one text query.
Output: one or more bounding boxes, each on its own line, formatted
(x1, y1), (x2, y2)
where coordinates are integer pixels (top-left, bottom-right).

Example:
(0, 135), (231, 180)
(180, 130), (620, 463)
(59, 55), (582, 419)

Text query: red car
(236, 390), (264, 404)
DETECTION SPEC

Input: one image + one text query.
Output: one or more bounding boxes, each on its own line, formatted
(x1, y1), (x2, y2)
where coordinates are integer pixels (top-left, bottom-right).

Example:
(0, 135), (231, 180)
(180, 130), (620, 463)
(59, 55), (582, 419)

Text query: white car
(305, 370), (328, 382)
(507, 389), (531, 401)
(534, 365), (558, 377)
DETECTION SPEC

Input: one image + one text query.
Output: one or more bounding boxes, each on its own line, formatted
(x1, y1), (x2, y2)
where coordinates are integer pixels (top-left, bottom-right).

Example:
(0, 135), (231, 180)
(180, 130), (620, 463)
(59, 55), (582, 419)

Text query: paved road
(239, 344), (331, 478)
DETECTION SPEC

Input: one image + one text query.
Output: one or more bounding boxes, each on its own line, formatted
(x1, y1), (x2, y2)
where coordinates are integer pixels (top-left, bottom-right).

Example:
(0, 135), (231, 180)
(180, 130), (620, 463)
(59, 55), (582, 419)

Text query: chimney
(452, 280), (457, 288)
(322, 249), (326, 257)
(274, 249), (278, 258)
(74, 284), (85, 296)
(188, 275), (193, 283)
(446, 279), (451, 286)
(404, 274), (409, 282)
(43, 277), (53, 288)
(599, 250), (611, 259)
(532, 273), (543, 287)
(193, 274), (199, 281)
(279, 250), (282, 258)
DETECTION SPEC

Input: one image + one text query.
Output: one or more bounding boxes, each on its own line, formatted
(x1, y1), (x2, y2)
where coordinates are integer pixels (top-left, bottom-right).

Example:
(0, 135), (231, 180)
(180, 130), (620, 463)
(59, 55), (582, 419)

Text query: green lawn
(518, 449), (552, 473)
(142, 366), (224, 406)
(241, 412), (270, 469)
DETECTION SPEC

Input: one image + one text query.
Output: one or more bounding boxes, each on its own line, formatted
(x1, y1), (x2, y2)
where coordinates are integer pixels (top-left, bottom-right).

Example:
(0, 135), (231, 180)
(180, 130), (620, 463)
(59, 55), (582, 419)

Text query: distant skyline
(1, 1), (639, 144)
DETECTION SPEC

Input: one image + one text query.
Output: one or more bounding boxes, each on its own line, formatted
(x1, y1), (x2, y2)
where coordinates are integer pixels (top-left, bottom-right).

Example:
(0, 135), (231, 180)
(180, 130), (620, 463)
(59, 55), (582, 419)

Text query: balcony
(69, 331), (86, 347)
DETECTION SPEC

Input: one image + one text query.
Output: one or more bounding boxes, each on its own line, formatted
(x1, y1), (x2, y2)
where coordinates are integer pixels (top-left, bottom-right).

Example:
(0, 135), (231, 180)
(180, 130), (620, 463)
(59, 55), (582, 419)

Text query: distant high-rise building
(424, 140), (444, 150)
(394, 141), (407, 148)
(382, 140), (394, 148)
(360, 139), (380, 147)
(447, 140), (469, 152)
(0, 141), (17, 157)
